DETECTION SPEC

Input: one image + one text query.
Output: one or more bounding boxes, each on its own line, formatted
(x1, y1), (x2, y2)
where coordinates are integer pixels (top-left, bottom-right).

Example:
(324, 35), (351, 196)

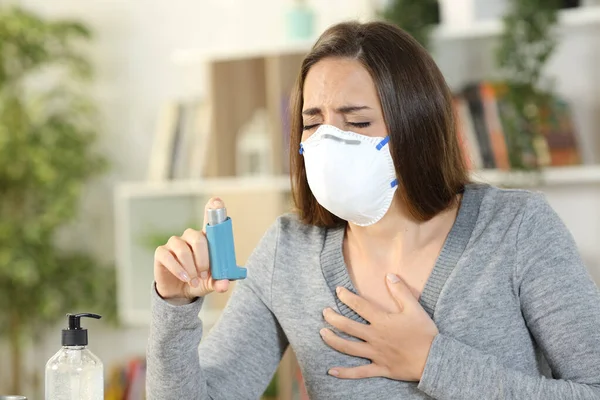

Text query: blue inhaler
(205, 207), (247, 280)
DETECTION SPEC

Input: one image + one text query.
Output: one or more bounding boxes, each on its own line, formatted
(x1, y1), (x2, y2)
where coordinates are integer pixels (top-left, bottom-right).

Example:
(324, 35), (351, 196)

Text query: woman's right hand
(153, 197), (230, 301)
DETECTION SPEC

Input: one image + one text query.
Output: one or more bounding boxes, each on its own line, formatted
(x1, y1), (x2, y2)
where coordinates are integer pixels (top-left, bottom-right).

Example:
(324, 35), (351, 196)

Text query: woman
(147, 21), (600, 399)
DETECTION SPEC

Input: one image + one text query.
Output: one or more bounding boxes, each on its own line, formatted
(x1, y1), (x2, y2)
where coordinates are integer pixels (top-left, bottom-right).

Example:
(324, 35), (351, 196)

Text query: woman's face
(301, 57), (388, 141)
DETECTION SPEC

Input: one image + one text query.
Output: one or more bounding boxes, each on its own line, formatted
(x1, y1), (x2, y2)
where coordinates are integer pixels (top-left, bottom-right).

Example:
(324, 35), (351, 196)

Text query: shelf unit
(195, 51), (305, 179)
(172, 6), (600, 66)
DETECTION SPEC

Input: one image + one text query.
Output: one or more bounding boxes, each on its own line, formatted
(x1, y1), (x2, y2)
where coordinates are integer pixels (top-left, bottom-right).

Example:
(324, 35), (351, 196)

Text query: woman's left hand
(320, 273), (439, 382)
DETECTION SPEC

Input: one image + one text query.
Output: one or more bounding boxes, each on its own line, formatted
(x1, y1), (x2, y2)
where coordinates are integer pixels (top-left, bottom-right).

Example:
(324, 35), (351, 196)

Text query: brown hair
(290, 21), (469, 227)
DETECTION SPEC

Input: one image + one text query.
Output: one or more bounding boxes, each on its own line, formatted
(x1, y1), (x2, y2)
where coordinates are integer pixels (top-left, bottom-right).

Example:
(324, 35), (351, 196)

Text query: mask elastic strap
(376, 137), (396, 188)
(376, 136), (390, 150)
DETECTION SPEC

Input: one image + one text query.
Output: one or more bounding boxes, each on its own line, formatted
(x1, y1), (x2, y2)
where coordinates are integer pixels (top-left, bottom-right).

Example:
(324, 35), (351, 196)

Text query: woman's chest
(272, 253), (541, 391)
(344, 239), (444, 313)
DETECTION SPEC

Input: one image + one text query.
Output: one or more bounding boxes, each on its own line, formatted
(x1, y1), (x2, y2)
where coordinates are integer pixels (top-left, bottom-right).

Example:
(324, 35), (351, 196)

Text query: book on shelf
(539, 97), (581, 166)
(147, 102), (179, 181)
(455, 81), (581, 171)
(188, 101), (213, 180)
(479, 82), (510, 170)
(453, 95), (482, 169)
(292, 362), (309, 400)
(147, 100), (212, 181)
(462, 83), (496, 169)
(106, 357), (146, 400)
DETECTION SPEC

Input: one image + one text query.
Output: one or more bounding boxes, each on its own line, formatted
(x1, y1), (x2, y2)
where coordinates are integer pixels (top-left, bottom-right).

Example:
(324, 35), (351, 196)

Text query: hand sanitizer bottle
(45, 313), (103, 400)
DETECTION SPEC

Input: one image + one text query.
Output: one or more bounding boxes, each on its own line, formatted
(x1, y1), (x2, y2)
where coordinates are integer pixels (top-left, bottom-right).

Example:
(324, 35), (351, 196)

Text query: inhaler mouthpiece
(207, 207), (227, 226)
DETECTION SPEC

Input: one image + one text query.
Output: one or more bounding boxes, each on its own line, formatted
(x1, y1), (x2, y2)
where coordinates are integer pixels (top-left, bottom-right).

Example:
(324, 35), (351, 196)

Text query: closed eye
(348, 122), (371, 128)
(303, 123), (320, 131)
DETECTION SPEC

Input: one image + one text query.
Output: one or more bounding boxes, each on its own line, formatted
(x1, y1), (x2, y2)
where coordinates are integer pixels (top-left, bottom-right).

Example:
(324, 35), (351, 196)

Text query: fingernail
(320, 328), (328, 337)
(329, 369), (339, 376)
(211, 198), (223, 208)
(190, 277), (199, 288)
(336, 287), (342, 295)
(200, 271), (209, 280)
(179, 271), (190, 282)
(322, 308), (328, 317)
(387, 273), (400, 283)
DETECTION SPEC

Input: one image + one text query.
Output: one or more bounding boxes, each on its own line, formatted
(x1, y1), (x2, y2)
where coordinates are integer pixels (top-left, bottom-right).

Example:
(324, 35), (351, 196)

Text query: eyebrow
(302, 105), (371, 116)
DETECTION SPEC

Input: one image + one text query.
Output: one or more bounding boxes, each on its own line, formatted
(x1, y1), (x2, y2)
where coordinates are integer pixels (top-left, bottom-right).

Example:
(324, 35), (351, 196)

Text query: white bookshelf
(171, 6), (600, 66)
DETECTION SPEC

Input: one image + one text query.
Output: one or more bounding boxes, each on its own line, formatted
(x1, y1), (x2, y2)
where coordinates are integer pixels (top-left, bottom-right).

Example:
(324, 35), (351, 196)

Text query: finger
(213, 279), (230, 293)
(336, 287), (382, 323)
(166, 236), (199, 287)
(328, 363), (386, 380)
(154, 245), (190, 283)
(319, 328), (372, 359)
(323, 308), (369, 340)
(181, 228), (209, 280)
(386, 273), (419, 311)
(202, 197), (224, 234)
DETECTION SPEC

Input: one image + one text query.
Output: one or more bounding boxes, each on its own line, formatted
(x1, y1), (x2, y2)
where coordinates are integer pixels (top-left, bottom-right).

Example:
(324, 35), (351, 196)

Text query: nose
(321, 110), (345, 131)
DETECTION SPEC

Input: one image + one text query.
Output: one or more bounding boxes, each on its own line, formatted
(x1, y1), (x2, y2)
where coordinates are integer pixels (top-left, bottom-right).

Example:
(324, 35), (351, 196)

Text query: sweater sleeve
(146, 219), (288, 400)
(418, 193), (600, 400)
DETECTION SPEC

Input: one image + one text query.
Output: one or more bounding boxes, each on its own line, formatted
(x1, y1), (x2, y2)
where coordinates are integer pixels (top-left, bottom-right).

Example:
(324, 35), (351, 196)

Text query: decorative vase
(286, 1), (315, 41)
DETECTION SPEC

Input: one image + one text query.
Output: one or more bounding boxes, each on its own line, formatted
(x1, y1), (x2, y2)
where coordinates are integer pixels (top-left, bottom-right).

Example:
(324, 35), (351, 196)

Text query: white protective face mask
(300, 124), (398, 226)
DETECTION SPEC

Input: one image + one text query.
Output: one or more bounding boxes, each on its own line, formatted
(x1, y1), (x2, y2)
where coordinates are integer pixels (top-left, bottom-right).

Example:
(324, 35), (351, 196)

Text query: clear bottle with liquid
(45, 313), (103, 400)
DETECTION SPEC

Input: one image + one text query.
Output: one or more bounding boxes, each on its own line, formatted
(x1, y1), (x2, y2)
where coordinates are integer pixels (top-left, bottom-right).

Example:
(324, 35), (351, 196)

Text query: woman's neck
(345, 195), (461, 267)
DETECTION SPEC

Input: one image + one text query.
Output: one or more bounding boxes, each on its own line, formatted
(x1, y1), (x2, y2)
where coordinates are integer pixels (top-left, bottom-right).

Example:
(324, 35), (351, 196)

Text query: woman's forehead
(303, 58), (379, 108)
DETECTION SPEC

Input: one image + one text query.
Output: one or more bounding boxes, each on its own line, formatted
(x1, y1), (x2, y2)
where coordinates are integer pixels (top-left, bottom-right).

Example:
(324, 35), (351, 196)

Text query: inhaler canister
(205, 207), (247, 280)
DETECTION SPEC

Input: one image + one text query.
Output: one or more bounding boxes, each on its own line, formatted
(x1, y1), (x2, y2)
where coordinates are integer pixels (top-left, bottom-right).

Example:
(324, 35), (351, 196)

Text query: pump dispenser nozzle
(62, 313), (101, 346)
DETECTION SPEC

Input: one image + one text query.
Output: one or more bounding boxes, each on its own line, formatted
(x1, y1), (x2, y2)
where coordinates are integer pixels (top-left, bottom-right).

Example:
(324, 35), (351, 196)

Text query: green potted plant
(0, 6), (116, 395)
(496, 0), (561, 170)
(380, 0), (440, 49)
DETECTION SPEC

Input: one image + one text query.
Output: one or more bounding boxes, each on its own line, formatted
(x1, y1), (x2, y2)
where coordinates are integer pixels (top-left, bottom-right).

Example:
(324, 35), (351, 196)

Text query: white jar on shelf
(236, 108), (273, 177)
